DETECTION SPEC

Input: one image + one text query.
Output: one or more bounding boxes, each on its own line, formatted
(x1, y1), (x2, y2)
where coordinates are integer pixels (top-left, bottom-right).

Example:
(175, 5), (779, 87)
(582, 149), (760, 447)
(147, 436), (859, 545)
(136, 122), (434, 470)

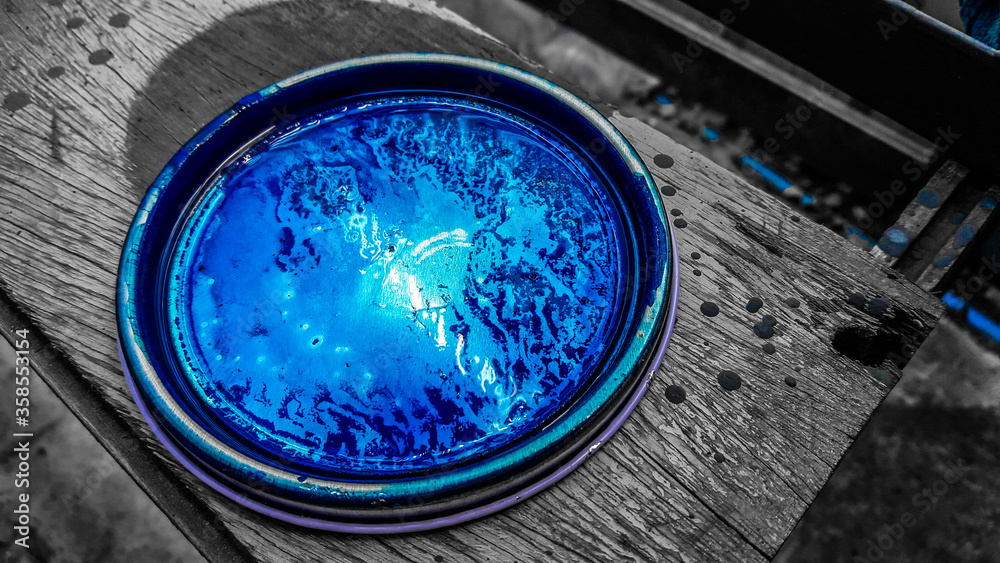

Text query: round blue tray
(117, 53), (677, 531)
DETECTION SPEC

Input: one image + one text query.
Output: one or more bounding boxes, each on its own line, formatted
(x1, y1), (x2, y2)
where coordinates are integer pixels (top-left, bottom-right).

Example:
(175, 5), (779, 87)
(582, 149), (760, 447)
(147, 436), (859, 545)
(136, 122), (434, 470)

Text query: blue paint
(967, 308), (1000, 344)
(845, 225), (876, 248)
(955, 225), (977, 248)
(951, 212), (966, 224)
(933, 253), (957, 268)
(168, 96), (630, 476)
(739, 155), (816, 207)
(739, 155), (793, 193)
(916, 188), (942, 208)
(654, 93), (674, 105)
(118, 55), (675, 525)
(942, 291), (965, 310)
(877, 226), (910, 257)
(983, 196), (998, 211)
(886, 227), (909, 243)
(942, 292), (1000, 344)
(702, 127), (721, 141)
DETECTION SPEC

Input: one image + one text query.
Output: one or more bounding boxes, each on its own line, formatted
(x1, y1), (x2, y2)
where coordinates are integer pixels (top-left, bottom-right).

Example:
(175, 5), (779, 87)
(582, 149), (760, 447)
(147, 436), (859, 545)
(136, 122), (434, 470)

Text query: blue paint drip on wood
(917, 188), (942, 208)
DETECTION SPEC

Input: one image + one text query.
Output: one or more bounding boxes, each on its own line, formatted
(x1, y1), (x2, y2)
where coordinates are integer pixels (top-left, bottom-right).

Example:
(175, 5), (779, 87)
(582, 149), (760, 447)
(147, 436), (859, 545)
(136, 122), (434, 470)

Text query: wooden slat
(916, 184), (1000, 291)
(519, 0), (935, 201)
(656, 0), (1000, 179)
(0, 0), (942, 561)
(617, 0), (936, 164)
(870, 160), (970, 266)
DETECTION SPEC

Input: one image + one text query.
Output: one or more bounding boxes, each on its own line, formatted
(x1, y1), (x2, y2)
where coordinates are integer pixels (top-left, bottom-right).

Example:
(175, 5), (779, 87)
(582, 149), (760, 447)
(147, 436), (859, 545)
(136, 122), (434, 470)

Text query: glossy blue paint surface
(119, 55), (675, 527)
(168, 96), (626, 476)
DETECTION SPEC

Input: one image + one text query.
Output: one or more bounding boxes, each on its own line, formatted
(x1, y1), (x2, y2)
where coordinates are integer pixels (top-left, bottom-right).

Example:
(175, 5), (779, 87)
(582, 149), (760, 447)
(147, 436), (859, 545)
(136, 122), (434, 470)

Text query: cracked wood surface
(0, 0), (943, 561)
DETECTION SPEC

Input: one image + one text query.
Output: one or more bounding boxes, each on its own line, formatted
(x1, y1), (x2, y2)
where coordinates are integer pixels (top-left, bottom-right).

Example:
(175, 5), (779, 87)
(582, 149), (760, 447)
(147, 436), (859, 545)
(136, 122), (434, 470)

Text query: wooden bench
(0, 1), (943, 561)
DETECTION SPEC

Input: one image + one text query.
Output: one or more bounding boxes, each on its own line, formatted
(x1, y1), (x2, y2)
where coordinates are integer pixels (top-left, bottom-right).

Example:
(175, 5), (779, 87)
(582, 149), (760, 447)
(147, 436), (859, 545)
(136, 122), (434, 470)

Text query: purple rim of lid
(118, 217), (679, 533)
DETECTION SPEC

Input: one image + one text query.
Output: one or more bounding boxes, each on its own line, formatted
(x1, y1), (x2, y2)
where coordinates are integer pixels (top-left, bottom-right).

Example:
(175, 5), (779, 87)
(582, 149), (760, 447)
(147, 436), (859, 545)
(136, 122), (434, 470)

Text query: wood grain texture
(0, 0), (943, 561)
(915, 183), (1000, 292)
(870, 160), (969, 267)
(616, 0), (936, 165)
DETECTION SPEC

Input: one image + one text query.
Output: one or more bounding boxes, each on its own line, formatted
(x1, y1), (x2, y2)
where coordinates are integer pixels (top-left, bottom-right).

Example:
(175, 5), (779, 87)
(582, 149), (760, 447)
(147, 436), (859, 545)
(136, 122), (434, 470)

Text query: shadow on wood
(124, 0), (526, 196)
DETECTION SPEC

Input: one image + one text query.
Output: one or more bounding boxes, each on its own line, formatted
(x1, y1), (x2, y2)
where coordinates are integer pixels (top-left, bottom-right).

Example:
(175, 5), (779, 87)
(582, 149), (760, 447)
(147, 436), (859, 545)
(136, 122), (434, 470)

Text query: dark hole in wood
(831, 325), (906, 367)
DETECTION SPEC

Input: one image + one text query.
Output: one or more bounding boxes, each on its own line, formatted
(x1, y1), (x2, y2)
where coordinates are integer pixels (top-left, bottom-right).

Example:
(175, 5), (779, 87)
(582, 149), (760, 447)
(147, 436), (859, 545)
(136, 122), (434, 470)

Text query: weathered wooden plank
(519, 0), (933, 203)
(658, 0), (1000, 179)
(616, 0), (935, 164)
(870, 160), (970, 266)
(0, 0), (943, 561)
(916, 184), (1000, 291)
(0, 290), (255, 562)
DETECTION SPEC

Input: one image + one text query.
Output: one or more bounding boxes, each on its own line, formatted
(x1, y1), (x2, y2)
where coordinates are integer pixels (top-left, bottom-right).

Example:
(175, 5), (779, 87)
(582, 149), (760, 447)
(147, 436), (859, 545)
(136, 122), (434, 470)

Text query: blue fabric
(960, 0), (1000, 48)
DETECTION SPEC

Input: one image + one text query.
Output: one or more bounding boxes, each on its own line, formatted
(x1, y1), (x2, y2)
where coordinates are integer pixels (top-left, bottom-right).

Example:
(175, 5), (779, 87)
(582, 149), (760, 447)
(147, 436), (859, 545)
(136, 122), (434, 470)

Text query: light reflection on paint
(167, 96), (626, 476)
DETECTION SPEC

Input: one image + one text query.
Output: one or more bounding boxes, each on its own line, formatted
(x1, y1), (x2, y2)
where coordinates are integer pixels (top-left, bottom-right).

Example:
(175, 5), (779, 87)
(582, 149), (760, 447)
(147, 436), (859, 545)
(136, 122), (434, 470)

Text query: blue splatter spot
(951, 212), (966, 224)
(917, 189), (942, 208)
(933, 254), (957, 268)
(739, 155), (794, 193)
(845, 225), (876, 248)
(655, 93), (674, 105)
(877, 226), (909, 257)
(982, 197), (998, 211)
(955, 225), (977, 247)
(942, 291), (965, 310)
(702, 128), (721, 141)
(868, 298), (890, 317)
